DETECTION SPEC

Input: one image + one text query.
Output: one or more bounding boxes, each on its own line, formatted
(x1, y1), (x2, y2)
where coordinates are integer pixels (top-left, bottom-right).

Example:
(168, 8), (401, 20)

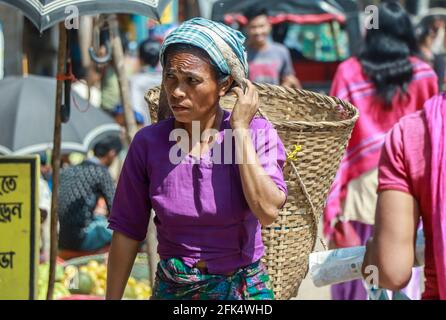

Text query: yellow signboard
(0, 156), (39, 300)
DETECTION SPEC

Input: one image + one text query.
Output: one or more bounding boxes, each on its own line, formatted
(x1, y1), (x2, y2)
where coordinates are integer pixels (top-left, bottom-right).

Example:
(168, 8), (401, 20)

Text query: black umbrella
(0, 75), (121, 155)
(0, 0), (171, 32)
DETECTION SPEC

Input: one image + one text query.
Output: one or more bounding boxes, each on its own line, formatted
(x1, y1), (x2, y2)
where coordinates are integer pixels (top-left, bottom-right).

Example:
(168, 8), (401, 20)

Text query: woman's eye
(189, 77), (199, 84)
(165, 73), (175, 79)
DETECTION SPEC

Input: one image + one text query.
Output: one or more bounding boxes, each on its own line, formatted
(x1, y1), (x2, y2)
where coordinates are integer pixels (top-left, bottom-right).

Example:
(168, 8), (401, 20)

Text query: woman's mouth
(172, 105), (189, 112)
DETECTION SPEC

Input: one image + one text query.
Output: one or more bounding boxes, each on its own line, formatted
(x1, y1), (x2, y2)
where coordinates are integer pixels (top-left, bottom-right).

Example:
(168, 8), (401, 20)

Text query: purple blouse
(108, 110), (287, 274)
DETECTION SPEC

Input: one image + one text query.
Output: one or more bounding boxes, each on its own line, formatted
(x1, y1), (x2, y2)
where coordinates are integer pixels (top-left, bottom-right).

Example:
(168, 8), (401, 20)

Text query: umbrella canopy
(0, 75), (121, 155)
(0, 0), (171, 32)
(211, 0), (346, 26)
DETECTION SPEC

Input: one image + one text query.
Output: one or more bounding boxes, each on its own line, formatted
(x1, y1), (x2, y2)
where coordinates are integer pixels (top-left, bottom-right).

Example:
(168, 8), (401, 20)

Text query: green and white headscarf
(160, 17), (249, 87)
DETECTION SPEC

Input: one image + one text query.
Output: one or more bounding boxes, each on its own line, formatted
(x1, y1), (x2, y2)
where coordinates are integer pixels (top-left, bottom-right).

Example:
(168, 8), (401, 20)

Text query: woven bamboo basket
(144, 83), (358, 299)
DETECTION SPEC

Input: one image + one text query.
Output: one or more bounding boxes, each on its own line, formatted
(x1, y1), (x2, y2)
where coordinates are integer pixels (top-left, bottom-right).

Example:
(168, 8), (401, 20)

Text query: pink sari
(326, 57), (438, 300)
(424, 93), (446, 299)
(325, 57), (438, 237)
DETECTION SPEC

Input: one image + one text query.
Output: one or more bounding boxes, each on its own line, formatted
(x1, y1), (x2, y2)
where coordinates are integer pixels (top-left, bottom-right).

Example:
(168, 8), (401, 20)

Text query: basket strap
(267, 110), (327, 251)
(289, 160), (328, 251)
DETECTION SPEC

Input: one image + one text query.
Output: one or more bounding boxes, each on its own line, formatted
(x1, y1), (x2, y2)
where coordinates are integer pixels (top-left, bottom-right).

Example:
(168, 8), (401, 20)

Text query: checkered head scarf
(160, 17), (249, 88)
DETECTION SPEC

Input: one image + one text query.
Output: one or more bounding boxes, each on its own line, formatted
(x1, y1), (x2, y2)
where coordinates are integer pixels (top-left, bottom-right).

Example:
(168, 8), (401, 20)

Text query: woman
(105, 18), (287, 300)
(324, 1), (438, 300)
(416, 21), (445, 90)
(363, 93), (446, 300)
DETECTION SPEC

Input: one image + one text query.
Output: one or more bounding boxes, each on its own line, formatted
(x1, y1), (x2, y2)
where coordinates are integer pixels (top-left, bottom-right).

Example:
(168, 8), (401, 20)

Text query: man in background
(244, 6), (301, 88)
(58, 135), (122, 253)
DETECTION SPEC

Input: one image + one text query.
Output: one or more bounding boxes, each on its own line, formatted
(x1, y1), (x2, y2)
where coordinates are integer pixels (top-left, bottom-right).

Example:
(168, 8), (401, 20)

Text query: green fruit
(37, 263), (72, 299)
(123, 285), (137, 299)
(38, 263), (64, 282)
(69, 271), (94, 295)
(53, 282), (71, 300)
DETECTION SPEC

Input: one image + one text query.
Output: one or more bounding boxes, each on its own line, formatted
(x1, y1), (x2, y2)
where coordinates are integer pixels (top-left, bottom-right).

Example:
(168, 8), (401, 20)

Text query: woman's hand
(230, 80), (259, 130)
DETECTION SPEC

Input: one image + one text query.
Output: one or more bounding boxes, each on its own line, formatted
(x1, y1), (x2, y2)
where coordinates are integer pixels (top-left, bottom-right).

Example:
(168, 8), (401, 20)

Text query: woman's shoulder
(221, 110), (274, 131)
(408, 56), (438, 87)
(133, 118), (174, 145)
(334, 57), (364, 80)
(249, 116), (275, 131)
(409, 56), (435, 72)
(389, 109), (427, 151)
(397, 109), (426, 130)
(337, 57), (362, 72)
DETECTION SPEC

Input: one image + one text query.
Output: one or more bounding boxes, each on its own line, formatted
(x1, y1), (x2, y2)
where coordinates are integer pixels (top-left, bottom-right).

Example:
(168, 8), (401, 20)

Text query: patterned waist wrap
(151, 258), (274, 300)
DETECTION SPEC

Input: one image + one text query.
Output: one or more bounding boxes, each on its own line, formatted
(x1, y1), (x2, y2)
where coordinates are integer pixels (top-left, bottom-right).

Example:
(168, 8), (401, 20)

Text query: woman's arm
(231, 81), (286, 226)
(233, 128), (285, 226)
(362, 190), (420, 291)
(106, 130), (152, 299)
(106, 231), (140, 300)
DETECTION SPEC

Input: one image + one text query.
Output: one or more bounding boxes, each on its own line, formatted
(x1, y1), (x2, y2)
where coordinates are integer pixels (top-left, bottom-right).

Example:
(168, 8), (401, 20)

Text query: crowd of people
(34, 0), (446, 300)
(325, 1), (438, 300)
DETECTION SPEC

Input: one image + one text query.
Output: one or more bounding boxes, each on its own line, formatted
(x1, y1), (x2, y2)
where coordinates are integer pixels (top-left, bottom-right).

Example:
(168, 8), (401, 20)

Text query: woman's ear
(218, 76), (234, 97)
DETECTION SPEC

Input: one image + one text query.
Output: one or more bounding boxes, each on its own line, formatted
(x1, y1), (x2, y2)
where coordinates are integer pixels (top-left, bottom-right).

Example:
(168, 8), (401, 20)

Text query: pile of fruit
(37, 263), (72, 300)
(64, 260), (152, 299)
(37, 259), (152, 300)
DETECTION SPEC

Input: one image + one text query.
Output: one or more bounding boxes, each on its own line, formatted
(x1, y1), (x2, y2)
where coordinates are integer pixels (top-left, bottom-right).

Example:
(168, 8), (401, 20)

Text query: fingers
(232, 80), (258, 110)
(232, 86), (244, 99)
(245, 80), (258, 109)
(232, 80), (255, 97)
(245, 80), (255, 100)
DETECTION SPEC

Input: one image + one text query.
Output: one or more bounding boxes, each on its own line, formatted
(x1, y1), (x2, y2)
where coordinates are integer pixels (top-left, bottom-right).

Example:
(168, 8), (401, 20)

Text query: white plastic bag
(309, 229), (425, 287)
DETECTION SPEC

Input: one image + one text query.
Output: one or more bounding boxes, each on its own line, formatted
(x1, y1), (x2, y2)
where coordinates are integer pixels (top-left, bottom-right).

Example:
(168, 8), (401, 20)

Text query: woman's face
(163, 49), (225, 123)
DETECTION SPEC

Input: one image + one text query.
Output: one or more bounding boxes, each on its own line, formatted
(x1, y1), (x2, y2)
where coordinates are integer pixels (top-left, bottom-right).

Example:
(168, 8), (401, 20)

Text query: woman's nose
(172, 84), (186, 99)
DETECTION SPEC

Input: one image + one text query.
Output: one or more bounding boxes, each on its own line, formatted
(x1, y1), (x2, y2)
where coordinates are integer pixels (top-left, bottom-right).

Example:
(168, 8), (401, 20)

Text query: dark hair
(163, 43), (229, 83)
(415, 21), (434, 45)
(358, 1), (418, 108)
(139, 39), (161, 68)
(93, 135), (122, 158)
(244, 6), (269, 23)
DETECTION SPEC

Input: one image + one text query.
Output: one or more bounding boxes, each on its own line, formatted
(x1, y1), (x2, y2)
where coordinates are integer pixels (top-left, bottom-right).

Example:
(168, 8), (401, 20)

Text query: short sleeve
(252, 120), (288, 198)
(108, 131), (152, 241)
(280, 46), (295, 79)
(377, 122), (411, 195)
